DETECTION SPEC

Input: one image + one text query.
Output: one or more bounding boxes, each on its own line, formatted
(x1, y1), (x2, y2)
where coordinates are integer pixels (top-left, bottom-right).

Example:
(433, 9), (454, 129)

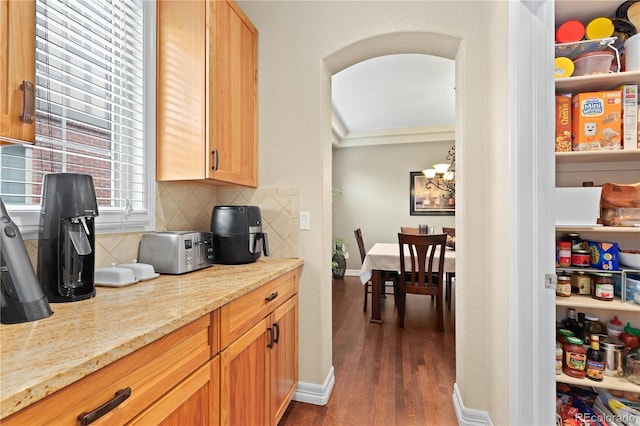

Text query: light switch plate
(300, 211), (310, 230)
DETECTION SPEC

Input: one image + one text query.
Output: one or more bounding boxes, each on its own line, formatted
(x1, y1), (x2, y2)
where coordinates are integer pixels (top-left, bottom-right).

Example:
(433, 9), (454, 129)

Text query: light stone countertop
(0, 257), (304, 418)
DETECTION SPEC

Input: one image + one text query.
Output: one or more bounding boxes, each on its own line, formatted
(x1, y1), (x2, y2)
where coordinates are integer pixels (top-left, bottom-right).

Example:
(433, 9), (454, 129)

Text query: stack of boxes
(555, 85), (639, 152)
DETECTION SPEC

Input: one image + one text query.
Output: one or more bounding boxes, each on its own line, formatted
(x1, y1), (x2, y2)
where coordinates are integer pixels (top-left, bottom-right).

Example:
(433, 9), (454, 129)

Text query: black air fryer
(210, 206), (269, 264)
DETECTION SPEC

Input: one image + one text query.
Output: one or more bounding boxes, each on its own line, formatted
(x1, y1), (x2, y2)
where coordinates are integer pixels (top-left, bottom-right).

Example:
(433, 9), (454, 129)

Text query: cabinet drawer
(220, 269), (298, 348)
(3, 313), (214, 426)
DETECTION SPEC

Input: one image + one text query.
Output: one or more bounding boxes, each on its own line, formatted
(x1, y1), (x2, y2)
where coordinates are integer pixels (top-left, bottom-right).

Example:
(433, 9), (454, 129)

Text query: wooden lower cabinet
(2, 268), (300, 426)
(131, 356), (220, 426)
(2, 314), (215, 426)
(269, 296), (298, 424)
(220, 269), (300, 426)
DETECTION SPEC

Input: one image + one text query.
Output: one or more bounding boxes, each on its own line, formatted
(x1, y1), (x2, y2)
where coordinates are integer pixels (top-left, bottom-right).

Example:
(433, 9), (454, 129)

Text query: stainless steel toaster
(138, 231), (214, 274)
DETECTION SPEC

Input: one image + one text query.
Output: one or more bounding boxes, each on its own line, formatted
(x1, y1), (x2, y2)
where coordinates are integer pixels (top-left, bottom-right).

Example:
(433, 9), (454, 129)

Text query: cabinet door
(129, 356), (220, 426)
(156, 0), (206, 180)
(208, 0), (258, 187)
(220, 318), (269, 426)
(0, 0), (36, 144)
(270, 296), (298, 425)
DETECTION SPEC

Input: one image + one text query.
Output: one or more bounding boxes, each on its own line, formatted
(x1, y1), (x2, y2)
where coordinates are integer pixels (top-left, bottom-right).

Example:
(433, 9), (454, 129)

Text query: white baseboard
(452, 383), (493, 425)
(293, 366), (335, 405)
(344, 269), (360, 277)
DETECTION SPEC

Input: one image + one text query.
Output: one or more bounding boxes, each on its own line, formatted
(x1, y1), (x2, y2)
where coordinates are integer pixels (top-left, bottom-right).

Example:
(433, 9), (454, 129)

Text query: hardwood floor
(279, 276), (457, 426)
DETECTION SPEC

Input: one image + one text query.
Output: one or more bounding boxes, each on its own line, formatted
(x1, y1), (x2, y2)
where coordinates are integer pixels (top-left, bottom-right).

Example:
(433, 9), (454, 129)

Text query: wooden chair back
(398, 233), (447, 292)
(397, 232), (447, 330)
(442, 227), (455, 237)
(400, 226), (429, 234)
(354, 228), (367, 263)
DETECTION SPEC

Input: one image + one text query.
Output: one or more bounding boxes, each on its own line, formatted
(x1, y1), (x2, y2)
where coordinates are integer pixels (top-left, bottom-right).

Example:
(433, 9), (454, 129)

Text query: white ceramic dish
(95, 265), (140, 287)
(117, 261), (159, 281)
(619, 252), (640, 270)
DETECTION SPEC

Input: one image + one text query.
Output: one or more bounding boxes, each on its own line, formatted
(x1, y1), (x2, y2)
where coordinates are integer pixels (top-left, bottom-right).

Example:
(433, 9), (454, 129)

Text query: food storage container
(572, 51), (615, 76)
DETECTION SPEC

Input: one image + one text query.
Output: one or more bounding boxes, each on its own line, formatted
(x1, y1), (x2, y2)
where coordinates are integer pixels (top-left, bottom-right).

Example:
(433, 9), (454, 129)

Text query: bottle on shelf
(562, 308), (581, 336)
(586, 334), (605, 382)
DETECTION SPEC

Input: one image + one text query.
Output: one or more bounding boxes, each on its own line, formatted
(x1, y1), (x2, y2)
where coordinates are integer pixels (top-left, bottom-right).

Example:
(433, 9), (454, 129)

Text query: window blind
(0, 0), (155, 236)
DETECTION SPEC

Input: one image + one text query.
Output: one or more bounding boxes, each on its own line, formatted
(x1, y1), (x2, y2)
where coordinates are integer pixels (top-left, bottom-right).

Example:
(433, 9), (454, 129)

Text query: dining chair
(400, 226), (429, 234)
(397, 232), (447, 331)
(442, 227), (456, 310)
(354, 228), (398, 312)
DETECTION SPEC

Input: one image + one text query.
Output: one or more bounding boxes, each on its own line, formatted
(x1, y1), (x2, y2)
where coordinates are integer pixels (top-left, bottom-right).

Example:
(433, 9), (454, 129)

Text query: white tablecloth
(359, 242), (456, 284)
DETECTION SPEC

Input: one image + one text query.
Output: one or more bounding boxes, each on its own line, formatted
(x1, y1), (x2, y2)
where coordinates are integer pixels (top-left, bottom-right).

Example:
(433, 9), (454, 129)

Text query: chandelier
(422, 145), (455, 200)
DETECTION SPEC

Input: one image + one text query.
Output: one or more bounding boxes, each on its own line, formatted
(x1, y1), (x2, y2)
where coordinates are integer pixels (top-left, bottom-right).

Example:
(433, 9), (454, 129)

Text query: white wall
(332, 141), (455, 270)
(239, 1), (512, 423)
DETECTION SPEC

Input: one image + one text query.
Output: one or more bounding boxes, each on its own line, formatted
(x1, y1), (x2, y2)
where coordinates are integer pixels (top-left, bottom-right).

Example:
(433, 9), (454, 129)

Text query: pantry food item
(586, 334), (605, 381)
(588, 241), (619, 271)
(555, 94), (572, 151)
(619, 85), (638, 150)
(571, 90), (622, 151)
(600, 182), (640, 226)
(554, 57), (574, 79)
(592, 272), (615, 301)
(563, 336), (587, 378)
(572, 51), (615, 76)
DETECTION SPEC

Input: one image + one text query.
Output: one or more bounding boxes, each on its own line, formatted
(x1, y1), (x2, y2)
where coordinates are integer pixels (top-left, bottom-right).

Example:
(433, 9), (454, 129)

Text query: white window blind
(0, 0), (155, 237)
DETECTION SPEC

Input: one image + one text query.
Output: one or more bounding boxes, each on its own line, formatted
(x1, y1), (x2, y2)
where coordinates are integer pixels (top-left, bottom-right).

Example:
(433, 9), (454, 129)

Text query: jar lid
(559, 328), (574, 337)
(572, 271), (587, 275)
(558, 240), (572, 246)
(585, 314), (599, 321)
(566, 336), (584, 345)
(556, 19), (585, 43)
(572, 249), (590, 254)
(554, 57), (574, 78)
(585, 16), (615, 39)
(593, 272), (613, 277)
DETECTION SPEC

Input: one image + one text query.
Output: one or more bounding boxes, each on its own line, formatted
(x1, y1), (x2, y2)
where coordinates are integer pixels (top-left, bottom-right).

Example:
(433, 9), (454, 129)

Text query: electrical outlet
(344, 252), (349, 259)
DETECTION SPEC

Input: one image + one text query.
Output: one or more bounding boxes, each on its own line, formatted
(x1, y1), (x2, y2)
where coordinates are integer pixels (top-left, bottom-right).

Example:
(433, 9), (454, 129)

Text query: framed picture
(409, 171), (455, 216)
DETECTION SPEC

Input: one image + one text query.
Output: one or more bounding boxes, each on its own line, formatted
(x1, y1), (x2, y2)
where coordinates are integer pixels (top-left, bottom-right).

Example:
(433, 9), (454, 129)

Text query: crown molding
(332, 111), (455, 148)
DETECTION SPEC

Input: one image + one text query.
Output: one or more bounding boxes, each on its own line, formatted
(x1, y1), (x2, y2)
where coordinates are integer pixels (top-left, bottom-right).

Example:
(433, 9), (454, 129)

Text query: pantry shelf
(556, 371), (640, 393)
(555, 70), (640, 93)
(555, 150), (640, 164)
(556, 294), (640, 312)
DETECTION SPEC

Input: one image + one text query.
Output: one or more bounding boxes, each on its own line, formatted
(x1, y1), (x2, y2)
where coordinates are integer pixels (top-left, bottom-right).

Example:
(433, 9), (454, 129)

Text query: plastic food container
(572, 51), (615, 76)
(625, 33), (640, 71)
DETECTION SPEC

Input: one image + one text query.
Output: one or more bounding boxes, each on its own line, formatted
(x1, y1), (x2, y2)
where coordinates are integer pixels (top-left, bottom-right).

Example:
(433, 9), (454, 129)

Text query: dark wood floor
(279, 276), (457, 426)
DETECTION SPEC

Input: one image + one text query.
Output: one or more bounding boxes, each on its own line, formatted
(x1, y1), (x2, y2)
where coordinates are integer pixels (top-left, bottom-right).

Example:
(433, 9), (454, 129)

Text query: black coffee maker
(37, 173), (98, 302)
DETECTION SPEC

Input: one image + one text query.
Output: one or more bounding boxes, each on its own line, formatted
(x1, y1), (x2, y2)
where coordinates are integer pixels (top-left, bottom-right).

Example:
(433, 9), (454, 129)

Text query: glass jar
(556, 341), (563, 375)
(557, 241), (571, 267)
(563, 336), (587, 378)
(571, 250), (590, 267)
(592, 273), (614, 301)
(556, 274), (571, 297)
(582, 314), (604, 345)
(570, 271), (591, 295)
(557, 328), (574, 345)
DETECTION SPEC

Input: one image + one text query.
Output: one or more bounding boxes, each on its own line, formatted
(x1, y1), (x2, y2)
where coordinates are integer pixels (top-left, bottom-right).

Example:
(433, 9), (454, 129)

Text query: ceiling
(331, 54), (455, 148)
(330, 1), (624, 148)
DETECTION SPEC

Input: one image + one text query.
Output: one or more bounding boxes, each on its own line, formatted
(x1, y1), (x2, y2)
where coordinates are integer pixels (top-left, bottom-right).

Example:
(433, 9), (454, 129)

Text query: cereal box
(571, 90), (622, 151)
(555, 94), (572, 152)
(587, 240), (619, 271)
(619, 85), (638, 150)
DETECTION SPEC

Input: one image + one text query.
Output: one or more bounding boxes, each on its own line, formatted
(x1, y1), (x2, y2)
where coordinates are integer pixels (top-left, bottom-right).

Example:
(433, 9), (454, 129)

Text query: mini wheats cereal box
(555, 94), (572, 152)
(571, 90), (622, 151)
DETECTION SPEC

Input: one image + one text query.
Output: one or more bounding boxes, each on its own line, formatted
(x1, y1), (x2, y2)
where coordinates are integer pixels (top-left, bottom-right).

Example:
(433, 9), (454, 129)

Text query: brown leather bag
(600, 182), (640, 226)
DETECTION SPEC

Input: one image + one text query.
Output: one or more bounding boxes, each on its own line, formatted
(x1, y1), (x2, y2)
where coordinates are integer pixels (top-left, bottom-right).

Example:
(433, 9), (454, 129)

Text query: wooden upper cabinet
(208, 0), (258, 187)
(156, 0), (258, 187)
(0, 0), (36, 144)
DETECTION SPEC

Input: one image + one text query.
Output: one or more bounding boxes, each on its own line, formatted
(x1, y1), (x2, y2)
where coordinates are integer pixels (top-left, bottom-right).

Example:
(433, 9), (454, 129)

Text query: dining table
(359, 242), (456, 323)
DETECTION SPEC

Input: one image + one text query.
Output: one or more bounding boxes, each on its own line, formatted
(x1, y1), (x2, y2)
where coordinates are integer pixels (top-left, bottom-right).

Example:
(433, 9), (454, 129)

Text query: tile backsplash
(24, 182), (299, 268)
